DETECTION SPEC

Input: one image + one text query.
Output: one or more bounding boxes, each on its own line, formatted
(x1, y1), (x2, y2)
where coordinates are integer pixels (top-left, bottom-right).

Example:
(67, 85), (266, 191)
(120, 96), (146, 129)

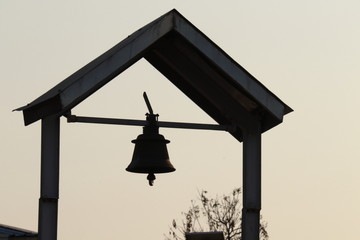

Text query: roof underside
(16, 9), (292, 142)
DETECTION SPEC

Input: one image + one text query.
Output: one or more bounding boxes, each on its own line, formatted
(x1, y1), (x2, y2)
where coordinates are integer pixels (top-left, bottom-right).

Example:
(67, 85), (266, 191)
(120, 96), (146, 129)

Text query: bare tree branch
(165, 188), (269, 240)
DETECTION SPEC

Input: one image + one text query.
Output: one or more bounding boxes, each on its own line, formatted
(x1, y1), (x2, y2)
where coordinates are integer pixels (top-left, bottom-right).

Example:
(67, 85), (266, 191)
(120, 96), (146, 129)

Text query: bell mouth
(125, 167), (176, 174)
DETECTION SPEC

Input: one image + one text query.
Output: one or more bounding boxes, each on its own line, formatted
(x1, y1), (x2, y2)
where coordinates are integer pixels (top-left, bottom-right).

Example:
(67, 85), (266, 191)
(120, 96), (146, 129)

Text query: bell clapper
(147, 173), (156, 186)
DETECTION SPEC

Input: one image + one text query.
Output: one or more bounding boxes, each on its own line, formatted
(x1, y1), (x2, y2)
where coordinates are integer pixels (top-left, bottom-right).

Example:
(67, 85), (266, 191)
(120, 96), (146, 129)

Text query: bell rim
(125, 167), (176, 174)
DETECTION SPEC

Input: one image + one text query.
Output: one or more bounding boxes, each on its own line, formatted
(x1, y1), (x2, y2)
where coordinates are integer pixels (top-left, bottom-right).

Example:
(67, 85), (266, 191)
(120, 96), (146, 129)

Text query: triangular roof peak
(16, 9), (292, 141)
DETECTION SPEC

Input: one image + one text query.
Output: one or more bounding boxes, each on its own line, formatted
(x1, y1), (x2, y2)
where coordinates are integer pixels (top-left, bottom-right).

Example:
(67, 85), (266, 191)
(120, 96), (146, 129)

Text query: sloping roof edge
(15, 9), (292, 135)
(15, 9), (177, 125)
(171, 12), (292, 118)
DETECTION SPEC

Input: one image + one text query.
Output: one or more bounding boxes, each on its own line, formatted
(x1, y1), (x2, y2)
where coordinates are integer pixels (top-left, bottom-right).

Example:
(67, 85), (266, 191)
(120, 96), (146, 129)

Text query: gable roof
(16, 9), (292, 141)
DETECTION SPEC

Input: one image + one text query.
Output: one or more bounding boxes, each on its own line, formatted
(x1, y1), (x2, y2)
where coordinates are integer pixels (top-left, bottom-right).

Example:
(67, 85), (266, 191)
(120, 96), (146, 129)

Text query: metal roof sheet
(16, 9), (292, 141)
(0, 224), (37, 237)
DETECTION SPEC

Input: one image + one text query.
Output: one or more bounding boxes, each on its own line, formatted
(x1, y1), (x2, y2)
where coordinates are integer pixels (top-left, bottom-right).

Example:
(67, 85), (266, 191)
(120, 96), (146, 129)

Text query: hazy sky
(1, 1), (359, 240)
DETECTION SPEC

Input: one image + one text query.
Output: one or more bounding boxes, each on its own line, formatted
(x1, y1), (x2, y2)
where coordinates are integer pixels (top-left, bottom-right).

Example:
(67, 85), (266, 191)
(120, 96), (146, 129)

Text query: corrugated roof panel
(0, 224), (37, 237)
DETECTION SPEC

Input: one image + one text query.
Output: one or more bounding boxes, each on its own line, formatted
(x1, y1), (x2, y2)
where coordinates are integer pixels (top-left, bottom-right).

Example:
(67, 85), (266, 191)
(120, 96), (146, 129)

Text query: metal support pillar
(38, 116), (60, 240)
(242, 124), (261, 240)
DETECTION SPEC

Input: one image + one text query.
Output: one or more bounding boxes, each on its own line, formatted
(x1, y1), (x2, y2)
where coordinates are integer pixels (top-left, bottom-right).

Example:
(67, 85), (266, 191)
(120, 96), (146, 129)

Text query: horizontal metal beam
(66, 115), (233, 132)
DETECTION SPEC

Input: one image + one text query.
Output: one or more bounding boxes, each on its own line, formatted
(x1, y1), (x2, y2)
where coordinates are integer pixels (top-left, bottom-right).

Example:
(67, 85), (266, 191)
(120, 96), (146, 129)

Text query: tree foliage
(165, 188), (268, 240)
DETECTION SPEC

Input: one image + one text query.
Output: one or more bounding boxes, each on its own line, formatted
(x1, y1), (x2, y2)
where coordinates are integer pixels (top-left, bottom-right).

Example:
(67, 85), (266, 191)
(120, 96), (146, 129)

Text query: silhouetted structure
(16, 9), (292, 240)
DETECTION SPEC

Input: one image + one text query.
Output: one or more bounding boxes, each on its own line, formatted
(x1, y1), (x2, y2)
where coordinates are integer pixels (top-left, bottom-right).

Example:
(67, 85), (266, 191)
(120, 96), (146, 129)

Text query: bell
(126, 114), (175, 185)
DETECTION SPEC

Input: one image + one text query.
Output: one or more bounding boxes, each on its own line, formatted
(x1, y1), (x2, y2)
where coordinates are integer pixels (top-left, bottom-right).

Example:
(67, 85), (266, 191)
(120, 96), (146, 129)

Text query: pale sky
(1, 1), (360, 240)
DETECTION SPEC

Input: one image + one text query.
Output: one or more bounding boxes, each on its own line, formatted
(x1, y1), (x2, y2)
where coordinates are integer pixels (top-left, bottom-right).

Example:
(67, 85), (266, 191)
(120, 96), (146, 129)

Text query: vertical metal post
(38, 116), (60, 240)
(242, 123), (261, 240)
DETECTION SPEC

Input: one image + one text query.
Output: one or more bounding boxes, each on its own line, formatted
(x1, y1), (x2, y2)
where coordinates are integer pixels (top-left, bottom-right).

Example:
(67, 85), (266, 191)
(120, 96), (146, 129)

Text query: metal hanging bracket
(65, 92), (236, 133)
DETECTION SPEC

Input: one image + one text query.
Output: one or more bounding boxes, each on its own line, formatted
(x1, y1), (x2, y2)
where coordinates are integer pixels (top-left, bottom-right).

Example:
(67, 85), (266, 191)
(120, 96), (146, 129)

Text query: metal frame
(38, 115), (60, 240)
(16, 9), (292, 240)
(66, 112), (261, 240)
(37, 113), (263, 240)
(66, 114), (234, 132)
(242, 124), (262, 240)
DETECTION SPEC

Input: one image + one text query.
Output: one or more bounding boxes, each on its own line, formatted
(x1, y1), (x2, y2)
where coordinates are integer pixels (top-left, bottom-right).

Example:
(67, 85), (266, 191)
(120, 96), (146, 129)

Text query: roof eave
(171, 11), (290, 122)
(16, 9), (178, 125)
(15, 9), (292, 137)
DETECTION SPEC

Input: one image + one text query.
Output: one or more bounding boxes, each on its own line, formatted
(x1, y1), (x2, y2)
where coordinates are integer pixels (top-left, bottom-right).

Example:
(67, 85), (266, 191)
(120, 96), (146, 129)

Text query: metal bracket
(66, 114), (235, 132)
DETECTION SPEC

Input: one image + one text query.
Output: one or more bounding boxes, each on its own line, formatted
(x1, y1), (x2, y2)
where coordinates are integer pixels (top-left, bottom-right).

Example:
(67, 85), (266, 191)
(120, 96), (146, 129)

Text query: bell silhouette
(126, 113), (175, 185)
